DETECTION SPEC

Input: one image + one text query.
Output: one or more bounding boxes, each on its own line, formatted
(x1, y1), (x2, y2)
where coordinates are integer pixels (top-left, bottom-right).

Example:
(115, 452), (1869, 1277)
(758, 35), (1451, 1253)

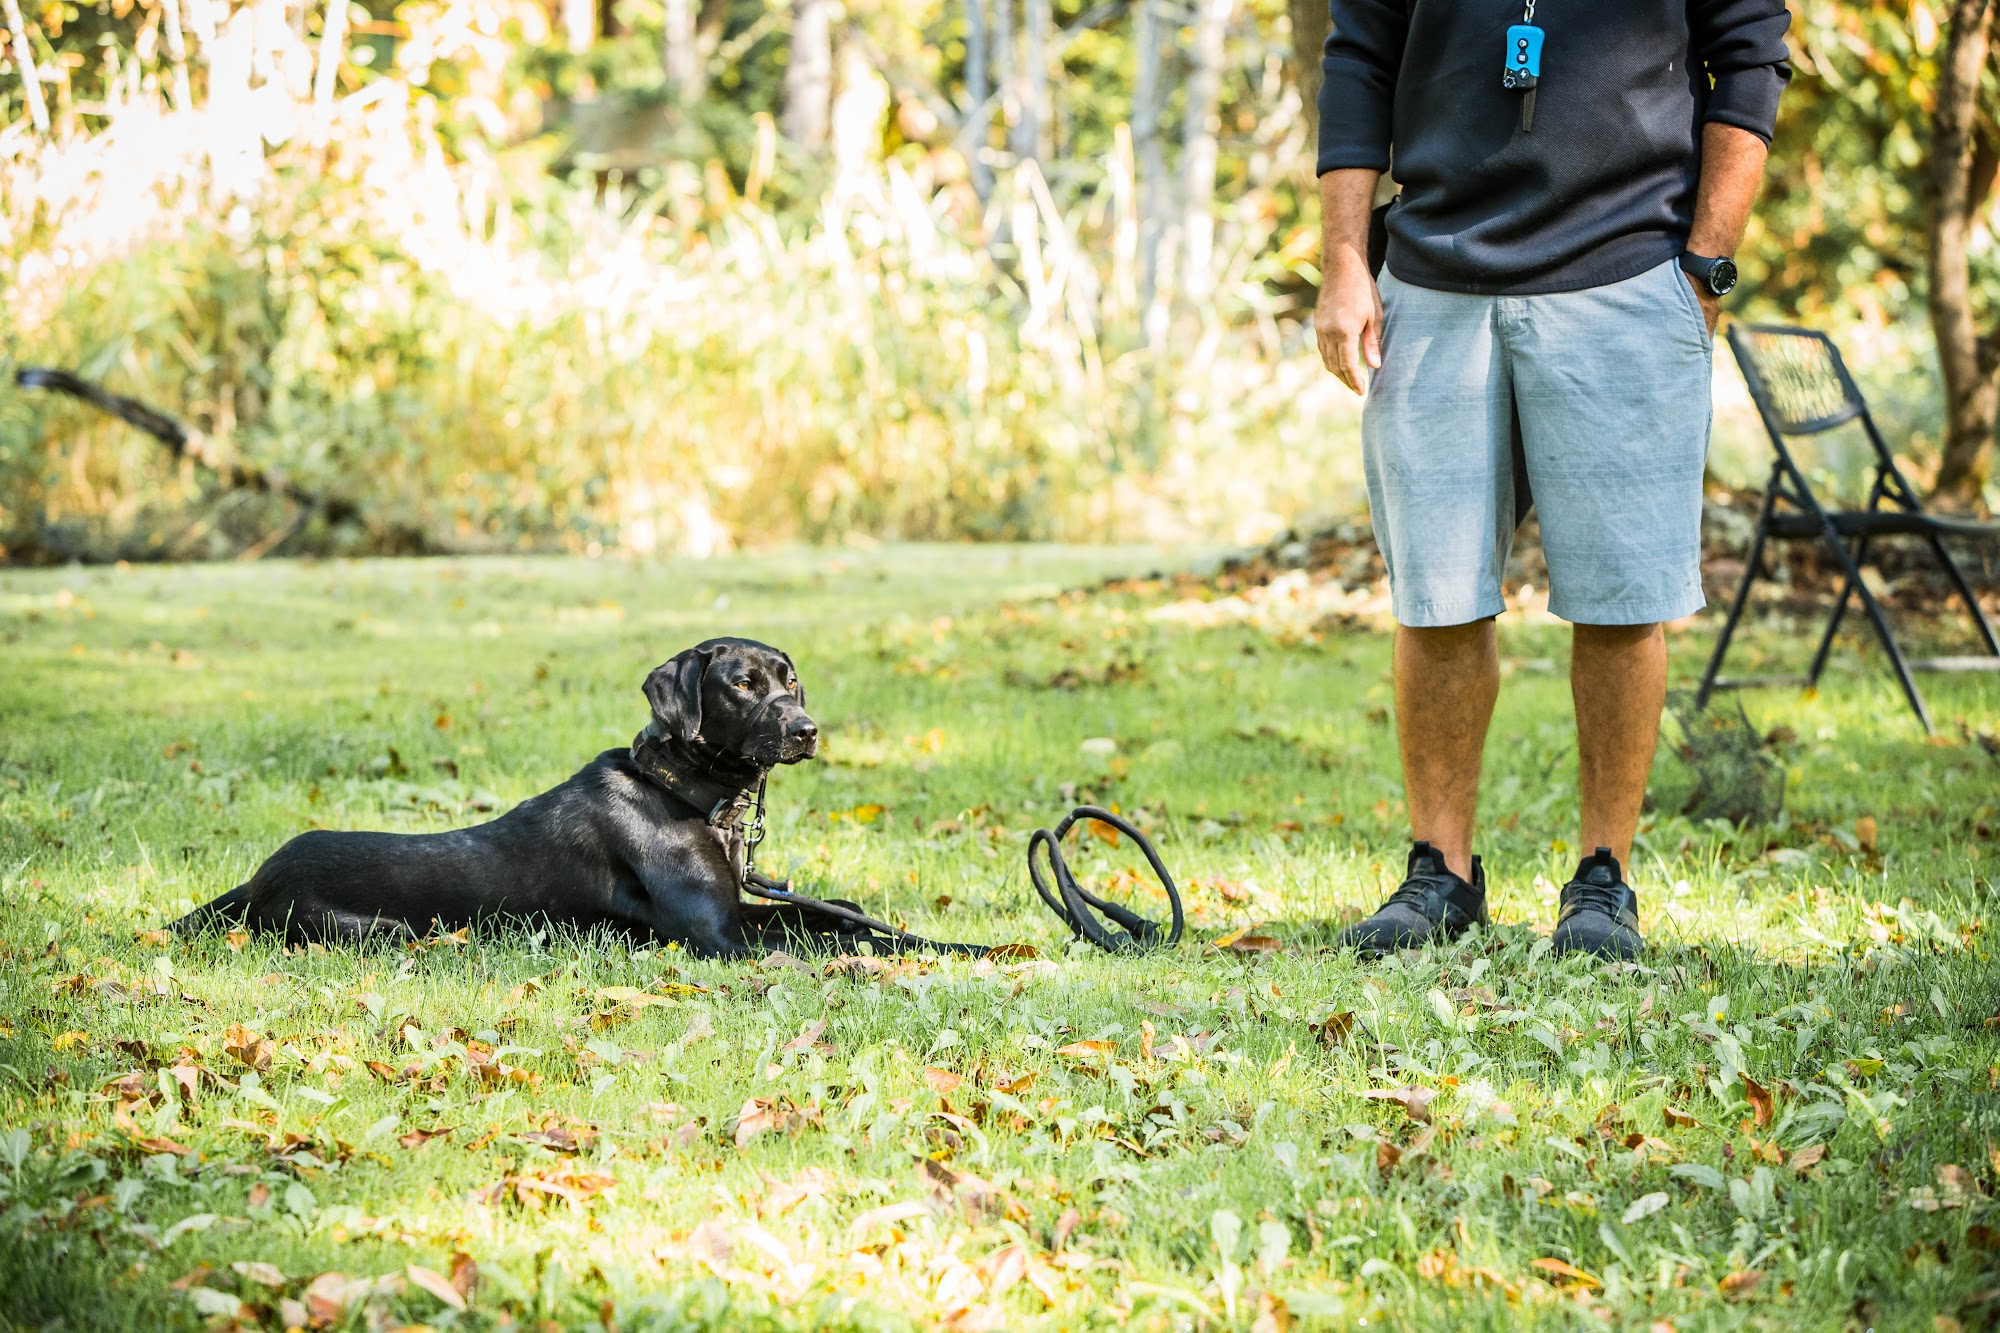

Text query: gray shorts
(1362, 258), (1713, 628)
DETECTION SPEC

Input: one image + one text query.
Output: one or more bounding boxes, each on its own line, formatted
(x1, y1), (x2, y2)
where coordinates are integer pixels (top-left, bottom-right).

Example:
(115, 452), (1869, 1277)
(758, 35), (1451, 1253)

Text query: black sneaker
(1551, 848), (1643, 959)
(1337, 842), (1488, 957)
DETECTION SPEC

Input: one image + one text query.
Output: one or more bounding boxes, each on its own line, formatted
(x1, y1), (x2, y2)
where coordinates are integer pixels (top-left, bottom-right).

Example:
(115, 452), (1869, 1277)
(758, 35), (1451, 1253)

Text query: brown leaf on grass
(1375, 1141), (1403, 1175)
(398, 1126), (455, 1150)
(168, 1265), (215, 1291)
(757, 951), (817, 975)
(1789, 1143), (1828, 1175)
(518, 1116), (598, 1154)
(224, 930), (249, 952)
(1055, 1040), (1118, 1060)
(919, 1157), (1026, 1222)
(1531, 1257), (1600, 1288)
(732, 1097), (822, 1147)
(990, 1070), (1038, 1096)
(1219, 933), (1282, 955)
(112, 1104), (188, 1155)
(363, 1060), (405, 1083)
(480, 1163), (616, 1213)
(1362, 1086), (1437, 1124)
(1740, 1073), (1775, 1127)
(779, 1019), (828, 1054)
(1719, 1269), (1763, 1298)
(1313, 1012), (1357, 1048)
(824, 954), (893, 978)
(405, 1264), (466, 1311)
(1664, 1105), (1700, 1129)
(246, 1183), (271, 1209)
(448, 1252), (478, 1301)
(222, 1025), (274, 1073)
(925, 1067), (965, 1094)
(230, 1261), (286, 1289)
(984, 943), (1038, 962)
(134, 929), (173, 947)
(1855, 815), (1878, 853)
(758, 1167), (839, 1217)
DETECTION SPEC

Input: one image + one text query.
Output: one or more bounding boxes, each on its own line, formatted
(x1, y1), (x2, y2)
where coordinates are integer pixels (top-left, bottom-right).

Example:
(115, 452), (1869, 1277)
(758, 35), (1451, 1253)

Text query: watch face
(1708, 257), (1739, 297)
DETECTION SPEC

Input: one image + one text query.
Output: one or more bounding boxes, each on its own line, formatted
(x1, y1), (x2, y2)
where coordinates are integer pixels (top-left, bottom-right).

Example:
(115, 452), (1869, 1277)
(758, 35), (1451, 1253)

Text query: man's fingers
(1363, 317), (1383, 372)
(1336, 336), (1368, 395)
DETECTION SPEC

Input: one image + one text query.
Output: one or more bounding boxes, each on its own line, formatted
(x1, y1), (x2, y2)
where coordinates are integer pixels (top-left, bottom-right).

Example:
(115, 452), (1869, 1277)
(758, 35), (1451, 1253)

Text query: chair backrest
(1725, 324), (1865, 436)
(1725, 322), (1922, 513)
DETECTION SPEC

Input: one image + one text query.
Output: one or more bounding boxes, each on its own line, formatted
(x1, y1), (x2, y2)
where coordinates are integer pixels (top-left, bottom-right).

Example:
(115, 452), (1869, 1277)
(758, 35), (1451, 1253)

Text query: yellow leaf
(1531, 1257), (1599, 1287)
(1055, 1040), (1118, 1059)
(52, 1030), (90, 1051)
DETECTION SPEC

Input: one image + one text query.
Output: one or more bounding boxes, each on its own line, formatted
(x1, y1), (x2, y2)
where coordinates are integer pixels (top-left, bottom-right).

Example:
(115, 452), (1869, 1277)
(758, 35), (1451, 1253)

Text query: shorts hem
(1546, 590), (1707, 627)
(1393, 594), (1508, 629)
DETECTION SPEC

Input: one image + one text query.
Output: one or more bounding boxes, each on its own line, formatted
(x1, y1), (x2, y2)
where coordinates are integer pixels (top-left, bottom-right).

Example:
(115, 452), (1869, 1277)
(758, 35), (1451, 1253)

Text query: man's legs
(1571, 622), (1667, 864)
(1394, 619), (1499, 882)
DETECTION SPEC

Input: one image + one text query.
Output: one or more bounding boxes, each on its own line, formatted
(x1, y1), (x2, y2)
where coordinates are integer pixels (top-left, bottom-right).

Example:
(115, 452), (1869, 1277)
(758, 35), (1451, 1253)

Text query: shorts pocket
(1666, 261), (1712, 349)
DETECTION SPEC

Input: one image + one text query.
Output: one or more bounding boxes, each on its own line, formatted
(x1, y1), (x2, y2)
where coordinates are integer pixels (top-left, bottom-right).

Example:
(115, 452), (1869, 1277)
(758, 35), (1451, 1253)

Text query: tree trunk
(312, 0), (348, 109)
(991, 0), (1015, 156)
(1011, 0), (1047, 165)
(161, 0), (193, 111)
(1131, 0), (1168, 307)
(2, 0), (49, 133)
(560, 0), (593, 55)
(962, 0), (994, 199)
(1181, 0), (1232, 302)
(782, 0), (835, 150)
(1286, 0), (1326, 146)
(663, 0), (699, 101)
(1928, 0), (2000, 508)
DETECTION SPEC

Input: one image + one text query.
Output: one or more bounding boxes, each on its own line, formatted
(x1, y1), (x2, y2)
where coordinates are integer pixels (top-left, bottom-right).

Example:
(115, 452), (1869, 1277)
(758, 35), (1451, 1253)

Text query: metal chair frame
(1697, 323), (2000, 733)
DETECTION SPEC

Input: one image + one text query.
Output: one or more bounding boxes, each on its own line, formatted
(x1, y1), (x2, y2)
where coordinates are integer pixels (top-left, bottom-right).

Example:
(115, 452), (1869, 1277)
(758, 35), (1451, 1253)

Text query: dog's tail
(15, 367), (192, 454)
(170, 883), (253, 935)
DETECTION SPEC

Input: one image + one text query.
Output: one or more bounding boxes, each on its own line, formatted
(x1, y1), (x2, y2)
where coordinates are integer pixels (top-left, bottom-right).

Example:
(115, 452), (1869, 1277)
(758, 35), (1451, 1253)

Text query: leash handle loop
(1026, 805), (1184, 953)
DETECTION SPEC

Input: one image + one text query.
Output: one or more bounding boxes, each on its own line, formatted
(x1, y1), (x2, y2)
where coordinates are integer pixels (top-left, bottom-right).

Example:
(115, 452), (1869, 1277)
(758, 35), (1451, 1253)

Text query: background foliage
(0, 0), (1995, 560)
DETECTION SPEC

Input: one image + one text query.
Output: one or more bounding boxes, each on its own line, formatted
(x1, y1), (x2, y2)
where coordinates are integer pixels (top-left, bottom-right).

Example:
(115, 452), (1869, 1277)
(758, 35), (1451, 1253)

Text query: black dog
(171, 637), (834, 957)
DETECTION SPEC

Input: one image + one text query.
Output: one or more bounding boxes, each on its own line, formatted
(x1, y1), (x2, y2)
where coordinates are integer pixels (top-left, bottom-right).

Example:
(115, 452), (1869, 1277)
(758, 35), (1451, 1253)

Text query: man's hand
(1316, 252), (1384, 394)
(1684, 275), (1720, 336)
(1315, 168), (1385, 395)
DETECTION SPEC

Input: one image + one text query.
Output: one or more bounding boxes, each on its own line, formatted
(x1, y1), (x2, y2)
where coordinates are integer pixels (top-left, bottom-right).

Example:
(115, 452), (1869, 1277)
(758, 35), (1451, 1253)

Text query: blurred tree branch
(1928, 0), (2000, 507)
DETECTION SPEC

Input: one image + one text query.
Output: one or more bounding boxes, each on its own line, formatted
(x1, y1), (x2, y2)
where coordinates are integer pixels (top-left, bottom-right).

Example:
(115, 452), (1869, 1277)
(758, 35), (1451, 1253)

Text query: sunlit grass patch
(2, 546), (1997, 1331)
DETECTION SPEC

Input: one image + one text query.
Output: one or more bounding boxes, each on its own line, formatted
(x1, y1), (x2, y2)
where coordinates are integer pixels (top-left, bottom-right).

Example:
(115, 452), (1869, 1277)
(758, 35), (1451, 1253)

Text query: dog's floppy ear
(642, 645), (714, 744)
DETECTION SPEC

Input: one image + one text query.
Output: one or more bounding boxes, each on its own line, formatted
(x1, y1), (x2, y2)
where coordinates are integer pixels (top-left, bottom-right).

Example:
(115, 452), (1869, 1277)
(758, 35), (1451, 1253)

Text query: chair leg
(1922, 532), (2000, 657)
(1697, 522), (1768, 708)
(1826, 536), (1933, 733)
(1807, 536), (1865, 686)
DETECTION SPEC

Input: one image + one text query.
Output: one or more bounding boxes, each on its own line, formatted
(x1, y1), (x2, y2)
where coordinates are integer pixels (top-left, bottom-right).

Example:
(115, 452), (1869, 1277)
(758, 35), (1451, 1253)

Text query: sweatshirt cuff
(1705, 65), (1788, 143)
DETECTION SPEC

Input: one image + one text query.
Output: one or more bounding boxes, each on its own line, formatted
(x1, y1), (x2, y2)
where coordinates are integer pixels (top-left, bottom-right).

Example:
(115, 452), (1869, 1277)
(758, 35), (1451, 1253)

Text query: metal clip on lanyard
(1502, 0), (1544, 133)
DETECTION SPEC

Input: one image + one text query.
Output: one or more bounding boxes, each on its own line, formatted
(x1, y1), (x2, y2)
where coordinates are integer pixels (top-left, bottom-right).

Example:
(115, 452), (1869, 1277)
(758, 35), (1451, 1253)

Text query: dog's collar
(629, 725), (762, 829)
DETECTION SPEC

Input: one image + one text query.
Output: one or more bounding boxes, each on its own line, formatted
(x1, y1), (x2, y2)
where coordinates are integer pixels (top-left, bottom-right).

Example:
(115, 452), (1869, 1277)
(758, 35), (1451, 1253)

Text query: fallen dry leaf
(925, 1067), (965, 1094)
(1221, 933), (1282, 955)
(398, 1126), (455, 1150)
(1531, 1257), (1600, 1288)
(733, 1097), (822, 1147)
(1362, 1086), (1437, 1124)
(1313, 1011), (1357, 1048)
(1855, 814), (1878, 853)
(1719, 1269), (1763, 1298)
(405, 1264), (466, 1311)
(1375, 1141), (1403, 1175)
(779, 1019), (828, 1055)
(1740, 1073), (1775, 1128)
(984, 943), (1038, 962)
(1664, 1105), (1700, 1129)
(230, 1261), (287, 1289)
(222, 1024), (274, 1073)
(1789, 1143), (1827, 1174)
(758, 1167), (838, 1217)
(1055, 1040), (1118, 1060)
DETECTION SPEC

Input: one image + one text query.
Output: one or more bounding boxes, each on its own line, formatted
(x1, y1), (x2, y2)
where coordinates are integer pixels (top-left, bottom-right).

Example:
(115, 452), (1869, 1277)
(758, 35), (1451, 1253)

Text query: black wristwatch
(1679, 252), (1739, 298)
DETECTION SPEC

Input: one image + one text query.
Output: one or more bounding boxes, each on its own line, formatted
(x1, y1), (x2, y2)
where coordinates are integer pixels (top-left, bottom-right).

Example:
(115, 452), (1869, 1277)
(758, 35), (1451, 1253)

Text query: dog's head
(642, 638), (817, 769)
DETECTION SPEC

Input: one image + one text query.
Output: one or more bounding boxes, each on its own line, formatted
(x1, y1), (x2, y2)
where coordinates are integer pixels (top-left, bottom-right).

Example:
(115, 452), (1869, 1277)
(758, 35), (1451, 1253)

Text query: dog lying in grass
(171, 637), (833, 957)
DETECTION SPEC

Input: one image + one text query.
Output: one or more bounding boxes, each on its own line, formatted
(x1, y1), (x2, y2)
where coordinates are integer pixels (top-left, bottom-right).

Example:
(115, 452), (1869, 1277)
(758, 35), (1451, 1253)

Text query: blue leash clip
(1502, 23), (1543, 89)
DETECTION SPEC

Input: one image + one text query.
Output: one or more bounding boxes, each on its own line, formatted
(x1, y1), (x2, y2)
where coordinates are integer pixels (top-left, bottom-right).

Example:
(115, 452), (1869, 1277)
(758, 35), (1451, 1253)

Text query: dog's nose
(790, 719), (819, 743)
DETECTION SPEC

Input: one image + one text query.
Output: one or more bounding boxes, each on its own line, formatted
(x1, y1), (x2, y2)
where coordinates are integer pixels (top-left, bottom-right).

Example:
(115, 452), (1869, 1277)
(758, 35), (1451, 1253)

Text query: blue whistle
(1503, 24), (1544, 88)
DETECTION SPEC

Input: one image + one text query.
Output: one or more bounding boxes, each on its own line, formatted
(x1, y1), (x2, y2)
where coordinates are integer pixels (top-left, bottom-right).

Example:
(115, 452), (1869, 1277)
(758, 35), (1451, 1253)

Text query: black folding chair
(1697, 323), (2000, 733)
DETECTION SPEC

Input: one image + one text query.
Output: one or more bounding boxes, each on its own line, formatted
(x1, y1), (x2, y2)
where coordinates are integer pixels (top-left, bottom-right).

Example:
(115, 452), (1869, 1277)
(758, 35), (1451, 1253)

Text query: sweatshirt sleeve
(1316, 0), (1408, 176)
(1690, 0), (1793, 142)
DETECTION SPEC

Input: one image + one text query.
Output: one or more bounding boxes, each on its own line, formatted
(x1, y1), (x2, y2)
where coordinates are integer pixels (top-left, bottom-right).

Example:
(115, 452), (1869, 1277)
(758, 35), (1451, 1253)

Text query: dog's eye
(734, 680), (752, 692)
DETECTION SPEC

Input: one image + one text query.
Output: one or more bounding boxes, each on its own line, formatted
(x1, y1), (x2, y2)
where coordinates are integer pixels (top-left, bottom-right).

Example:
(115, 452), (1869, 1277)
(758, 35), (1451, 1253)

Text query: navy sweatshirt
(1317, 0), (1793, 294)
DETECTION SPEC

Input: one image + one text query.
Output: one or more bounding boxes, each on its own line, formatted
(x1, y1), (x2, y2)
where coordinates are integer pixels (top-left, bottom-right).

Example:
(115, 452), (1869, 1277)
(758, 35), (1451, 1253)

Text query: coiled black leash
(735, 786), (1183, 957)
(1027, 805), (1184, 953)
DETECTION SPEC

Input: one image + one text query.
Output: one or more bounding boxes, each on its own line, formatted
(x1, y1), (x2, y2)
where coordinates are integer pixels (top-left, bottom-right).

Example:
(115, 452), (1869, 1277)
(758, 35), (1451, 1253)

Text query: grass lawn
(2, 545), (1998, 1332)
